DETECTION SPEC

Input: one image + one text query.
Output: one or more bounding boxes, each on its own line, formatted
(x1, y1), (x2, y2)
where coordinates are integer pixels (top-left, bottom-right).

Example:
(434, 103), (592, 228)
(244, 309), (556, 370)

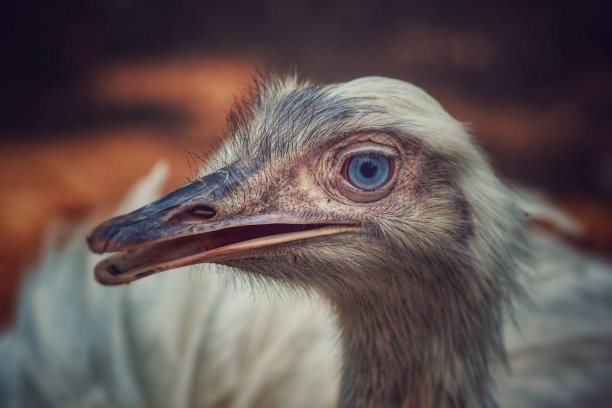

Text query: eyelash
(338, 147), (397, 175)
(338, 146), (396, 162)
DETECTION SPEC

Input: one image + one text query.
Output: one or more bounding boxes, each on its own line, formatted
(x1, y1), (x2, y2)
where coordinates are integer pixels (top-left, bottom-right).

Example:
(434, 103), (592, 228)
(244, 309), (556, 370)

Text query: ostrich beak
(87, 163), (359, 285)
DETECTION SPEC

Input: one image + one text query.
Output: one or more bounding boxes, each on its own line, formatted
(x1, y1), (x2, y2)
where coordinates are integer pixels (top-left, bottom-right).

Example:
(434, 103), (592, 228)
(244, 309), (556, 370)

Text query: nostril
(169, 204), (216, 223)
(189, 205), (216, 219)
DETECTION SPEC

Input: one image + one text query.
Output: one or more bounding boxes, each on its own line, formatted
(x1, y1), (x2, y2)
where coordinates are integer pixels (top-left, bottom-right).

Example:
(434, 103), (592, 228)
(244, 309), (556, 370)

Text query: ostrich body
(2, 76), (612, 407)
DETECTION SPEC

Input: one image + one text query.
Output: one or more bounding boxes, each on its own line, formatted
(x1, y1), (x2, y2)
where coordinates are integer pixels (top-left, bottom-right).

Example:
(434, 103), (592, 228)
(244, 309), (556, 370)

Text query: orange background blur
(1, 1), (611, 326)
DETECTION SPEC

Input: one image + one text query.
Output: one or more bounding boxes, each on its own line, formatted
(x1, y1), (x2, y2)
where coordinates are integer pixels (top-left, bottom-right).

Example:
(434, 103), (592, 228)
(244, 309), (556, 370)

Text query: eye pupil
(360, 161), (378, 179)
(345, 153), (392, 191)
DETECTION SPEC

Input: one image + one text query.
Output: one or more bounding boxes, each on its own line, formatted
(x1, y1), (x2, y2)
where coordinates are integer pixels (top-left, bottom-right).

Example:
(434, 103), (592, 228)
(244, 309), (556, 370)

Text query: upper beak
(87, 163), (359, 285)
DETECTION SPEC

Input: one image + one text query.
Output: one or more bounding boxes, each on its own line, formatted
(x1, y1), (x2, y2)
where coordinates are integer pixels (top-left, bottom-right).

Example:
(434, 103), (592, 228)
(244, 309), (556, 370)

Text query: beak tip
(87, 219), (125, 254)
(94, 259), (131, 286)
(87, 231), (107, 254)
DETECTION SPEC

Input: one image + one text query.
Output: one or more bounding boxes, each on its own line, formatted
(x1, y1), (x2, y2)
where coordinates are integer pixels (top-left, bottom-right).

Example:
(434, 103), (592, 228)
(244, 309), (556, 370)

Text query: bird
(2, 75), (612, 408)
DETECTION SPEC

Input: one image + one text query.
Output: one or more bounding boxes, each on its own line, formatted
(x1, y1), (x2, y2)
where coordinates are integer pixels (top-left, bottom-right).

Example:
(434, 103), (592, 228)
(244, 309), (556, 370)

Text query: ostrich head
(88, 76), (527, 407)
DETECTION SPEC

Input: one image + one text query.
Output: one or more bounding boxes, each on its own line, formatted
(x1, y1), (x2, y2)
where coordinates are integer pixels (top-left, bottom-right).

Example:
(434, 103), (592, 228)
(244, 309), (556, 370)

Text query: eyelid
(337, 144), (399, 163)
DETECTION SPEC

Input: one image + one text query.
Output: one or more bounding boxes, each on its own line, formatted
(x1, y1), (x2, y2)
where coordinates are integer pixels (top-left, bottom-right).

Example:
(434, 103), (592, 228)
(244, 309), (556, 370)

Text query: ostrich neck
(333, 273), (499, 408)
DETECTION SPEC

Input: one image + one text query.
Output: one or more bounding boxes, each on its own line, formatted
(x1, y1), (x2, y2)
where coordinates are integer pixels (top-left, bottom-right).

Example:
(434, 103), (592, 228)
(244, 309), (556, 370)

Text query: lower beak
(87, 164), (359, 285)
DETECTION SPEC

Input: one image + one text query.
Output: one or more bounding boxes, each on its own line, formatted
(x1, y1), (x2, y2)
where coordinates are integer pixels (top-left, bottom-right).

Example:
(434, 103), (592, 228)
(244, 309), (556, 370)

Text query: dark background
(1, 0), (611, 324)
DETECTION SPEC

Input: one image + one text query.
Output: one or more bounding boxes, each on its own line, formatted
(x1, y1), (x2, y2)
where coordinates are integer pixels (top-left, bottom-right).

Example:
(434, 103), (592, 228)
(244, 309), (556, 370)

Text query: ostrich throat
(329, 259), (500, 408)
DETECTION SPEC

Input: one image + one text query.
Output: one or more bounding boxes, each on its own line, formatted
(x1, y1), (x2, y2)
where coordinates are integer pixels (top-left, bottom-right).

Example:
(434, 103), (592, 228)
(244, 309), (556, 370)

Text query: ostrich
(2, 76), (612, 407)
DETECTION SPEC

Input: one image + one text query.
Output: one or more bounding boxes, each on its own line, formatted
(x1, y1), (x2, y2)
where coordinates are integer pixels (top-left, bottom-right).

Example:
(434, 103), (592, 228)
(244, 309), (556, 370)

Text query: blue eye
(344, 153), (392, 190)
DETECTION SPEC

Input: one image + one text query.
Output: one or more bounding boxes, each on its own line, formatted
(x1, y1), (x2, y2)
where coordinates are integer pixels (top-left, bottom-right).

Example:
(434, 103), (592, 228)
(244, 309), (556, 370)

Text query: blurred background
(1, 0), (611, 326)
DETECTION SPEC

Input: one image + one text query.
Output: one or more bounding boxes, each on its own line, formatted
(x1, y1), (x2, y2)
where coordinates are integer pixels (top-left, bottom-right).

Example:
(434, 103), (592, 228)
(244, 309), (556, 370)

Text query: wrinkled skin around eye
(308, 133), (402, 205)
(345, 154), (392, 191)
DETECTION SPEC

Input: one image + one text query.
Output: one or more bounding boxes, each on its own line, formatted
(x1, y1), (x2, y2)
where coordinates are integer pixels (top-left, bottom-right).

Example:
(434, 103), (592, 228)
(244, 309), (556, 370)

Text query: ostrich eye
(344, 154), (392, 191)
